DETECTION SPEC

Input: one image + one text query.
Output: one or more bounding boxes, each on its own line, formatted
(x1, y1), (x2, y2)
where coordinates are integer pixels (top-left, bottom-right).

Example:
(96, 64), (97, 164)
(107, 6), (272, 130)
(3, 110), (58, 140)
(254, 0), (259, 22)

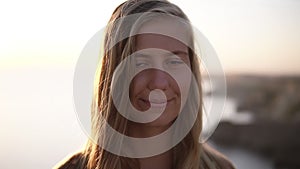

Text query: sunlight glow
(1, 0), (299, 74)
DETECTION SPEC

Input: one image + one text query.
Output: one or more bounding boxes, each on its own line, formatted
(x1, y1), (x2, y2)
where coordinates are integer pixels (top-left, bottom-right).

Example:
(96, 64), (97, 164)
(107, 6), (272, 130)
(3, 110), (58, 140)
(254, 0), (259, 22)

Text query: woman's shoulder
(54, 151), (86, 169)
(201, 143), (236, 169)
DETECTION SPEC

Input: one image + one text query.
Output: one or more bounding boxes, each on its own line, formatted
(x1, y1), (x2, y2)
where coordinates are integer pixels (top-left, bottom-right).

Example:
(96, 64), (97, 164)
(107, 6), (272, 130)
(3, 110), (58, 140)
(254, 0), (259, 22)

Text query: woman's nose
(147, 69), (170, 91)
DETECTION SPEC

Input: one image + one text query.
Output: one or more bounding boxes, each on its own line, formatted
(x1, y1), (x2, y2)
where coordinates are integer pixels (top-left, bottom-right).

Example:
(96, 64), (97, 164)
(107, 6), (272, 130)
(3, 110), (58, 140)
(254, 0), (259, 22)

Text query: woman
(56, 0), (235, 168)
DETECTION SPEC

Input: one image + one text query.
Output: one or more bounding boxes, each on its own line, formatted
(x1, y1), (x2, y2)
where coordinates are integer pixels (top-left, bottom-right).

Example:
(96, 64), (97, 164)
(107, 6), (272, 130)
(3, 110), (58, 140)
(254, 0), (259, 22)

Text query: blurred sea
(207, 97), (274, 169)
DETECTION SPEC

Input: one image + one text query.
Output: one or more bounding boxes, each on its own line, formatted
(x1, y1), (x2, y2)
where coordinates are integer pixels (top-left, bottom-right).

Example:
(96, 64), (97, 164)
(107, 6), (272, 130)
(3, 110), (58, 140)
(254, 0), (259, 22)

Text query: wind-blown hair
(84, 1), (203, 169)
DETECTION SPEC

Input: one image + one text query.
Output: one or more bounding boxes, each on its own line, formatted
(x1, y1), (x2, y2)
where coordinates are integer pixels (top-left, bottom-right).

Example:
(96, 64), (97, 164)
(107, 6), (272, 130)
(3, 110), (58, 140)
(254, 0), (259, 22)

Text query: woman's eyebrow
(168, 50), (189, 61)
(134, 53), (149, 58)
(171, 50), (188, 56)
(135, 50), (188, 58)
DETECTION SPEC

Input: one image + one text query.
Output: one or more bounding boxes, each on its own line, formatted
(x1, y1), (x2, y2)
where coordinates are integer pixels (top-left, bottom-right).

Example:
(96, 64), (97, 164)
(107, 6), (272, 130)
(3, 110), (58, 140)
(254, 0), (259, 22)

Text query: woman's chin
(143, 114), (176, 129)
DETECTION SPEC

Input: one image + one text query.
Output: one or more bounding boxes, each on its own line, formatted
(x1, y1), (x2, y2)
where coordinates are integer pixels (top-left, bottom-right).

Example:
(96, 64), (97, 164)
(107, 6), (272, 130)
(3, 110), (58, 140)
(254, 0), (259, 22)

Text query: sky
(0, 0), (299, 74)
(0, 0), (299, 168)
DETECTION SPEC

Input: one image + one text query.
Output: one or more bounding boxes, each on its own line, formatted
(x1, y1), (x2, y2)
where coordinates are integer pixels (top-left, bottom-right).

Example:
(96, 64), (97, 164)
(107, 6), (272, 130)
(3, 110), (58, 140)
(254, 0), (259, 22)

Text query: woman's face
(129, 31), (192, 128)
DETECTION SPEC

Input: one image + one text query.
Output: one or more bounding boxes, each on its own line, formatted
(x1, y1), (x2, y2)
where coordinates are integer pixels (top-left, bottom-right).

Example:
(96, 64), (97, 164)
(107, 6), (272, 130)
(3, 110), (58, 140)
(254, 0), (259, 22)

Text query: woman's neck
(127, 121), (172, 138)
(139, 149), (173, 169)
(127, 122), (174, 169)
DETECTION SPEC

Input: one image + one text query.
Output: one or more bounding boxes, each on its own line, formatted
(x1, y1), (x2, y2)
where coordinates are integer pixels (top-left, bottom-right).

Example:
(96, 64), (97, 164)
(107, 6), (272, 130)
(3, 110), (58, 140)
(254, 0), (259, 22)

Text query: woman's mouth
(149, 101), (167, 108)
(138, 98), (174, 108)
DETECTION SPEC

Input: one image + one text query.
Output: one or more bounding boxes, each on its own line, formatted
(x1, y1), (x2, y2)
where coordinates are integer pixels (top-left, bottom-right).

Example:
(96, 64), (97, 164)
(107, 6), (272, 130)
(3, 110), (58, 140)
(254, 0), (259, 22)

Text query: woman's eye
(136, 62), (149, 67)
(167, 59), (184, 65)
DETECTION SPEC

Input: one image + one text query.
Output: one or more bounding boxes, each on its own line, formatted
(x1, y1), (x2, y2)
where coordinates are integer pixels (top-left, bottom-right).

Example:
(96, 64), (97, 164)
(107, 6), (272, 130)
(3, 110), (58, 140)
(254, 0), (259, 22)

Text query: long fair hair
(82, 1), (204, 169)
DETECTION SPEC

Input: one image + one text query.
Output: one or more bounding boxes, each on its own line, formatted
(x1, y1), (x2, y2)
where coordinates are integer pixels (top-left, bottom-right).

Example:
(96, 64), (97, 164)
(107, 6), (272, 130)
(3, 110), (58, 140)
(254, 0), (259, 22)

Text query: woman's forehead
(135, 17), (191, 47)
(136, 33), (188, 52)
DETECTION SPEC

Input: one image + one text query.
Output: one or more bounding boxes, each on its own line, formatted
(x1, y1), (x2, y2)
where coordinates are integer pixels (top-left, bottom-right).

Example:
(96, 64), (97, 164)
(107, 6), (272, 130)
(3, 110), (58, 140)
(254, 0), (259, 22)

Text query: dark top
(55, 144), (235, 169)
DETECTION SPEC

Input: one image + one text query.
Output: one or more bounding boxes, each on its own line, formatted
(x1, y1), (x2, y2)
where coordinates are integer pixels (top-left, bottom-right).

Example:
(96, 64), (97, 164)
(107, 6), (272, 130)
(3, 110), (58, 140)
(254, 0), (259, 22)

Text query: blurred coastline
(210, 75), (300, 169)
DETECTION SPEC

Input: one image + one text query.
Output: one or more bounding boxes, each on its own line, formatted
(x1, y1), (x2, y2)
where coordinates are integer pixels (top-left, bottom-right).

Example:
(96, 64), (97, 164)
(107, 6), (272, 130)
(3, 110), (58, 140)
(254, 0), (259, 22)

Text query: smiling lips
(139, 98), (174, 108)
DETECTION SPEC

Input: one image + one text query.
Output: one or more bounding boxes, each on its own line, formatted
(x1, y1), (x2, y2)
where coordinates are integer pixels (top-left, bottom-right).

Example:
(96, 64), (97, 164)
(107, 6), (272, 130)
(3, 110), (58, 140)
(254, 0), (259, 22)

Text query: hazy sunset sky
(1, 0), (299, 75)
